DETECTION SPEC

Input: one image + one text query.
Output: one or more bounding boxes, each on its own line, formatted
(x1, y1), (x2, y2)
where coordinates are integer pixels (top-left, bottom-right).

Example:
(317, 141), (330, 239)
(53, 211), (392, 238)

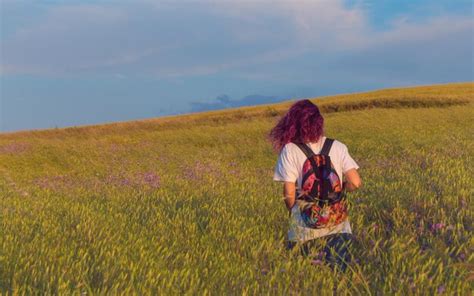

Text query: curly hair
(269, 99), (324, 151)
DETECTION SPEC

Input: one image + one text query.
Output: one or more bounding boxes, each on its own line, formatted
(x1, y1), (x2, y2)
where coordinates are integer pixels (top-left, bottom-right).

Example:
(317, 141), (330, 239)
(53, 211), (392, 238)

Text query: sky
(1, 0), (473, 132)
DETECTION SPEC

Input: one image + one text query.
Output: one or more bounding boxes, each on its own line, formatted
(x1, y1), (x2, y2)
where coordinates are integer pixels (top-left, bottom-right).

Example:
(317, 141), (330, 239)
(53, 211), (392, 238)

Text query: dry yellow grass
(0, 82), (473, 294)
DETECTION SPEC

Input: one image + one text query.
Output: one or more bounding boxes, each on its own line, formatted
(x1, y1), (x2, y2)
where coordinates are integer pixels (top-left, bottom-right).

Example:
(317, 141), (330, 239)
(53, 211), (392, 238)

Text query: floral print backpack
(293, 138), (348, 229)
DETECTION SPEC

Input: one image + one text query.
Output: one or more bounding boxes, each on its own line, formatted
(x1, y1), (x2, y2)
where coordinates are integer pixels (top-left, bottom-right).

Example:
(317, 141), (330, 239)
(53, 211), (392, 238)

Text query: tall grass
(0, 83), (473, 294)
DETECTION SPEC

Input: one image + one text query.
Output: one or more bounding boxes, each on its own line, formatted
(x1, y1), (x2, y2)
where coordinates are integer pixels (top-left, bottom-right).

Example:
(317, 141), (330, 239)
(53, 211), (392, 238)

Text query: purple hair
(269, 99), (324, 151)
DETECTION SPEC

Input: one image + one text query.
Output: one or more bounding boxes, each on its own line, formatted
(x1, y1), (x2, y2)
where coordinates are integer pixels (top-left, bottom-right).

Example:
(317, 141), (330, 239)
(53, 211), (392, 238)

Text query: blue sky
(1, 0), (473, 132)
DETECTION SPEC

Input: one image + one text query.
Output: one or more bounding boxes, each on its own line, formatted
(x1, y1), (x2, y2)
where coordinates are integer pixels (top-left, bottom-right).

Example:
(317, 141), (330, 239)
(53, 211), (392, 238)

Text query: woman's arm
(283, 182), (296, 212)
(344, 168), (362, 192)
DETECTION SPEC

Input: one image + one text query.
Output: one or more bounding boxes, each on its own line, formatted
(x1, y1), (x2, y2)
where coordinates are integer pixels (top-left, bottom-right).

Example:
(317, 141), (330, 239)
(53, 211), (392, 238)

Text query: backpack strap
(293, 143), (319, 187)
(293, 142), (315, 158)
(320, 138), (334, 155)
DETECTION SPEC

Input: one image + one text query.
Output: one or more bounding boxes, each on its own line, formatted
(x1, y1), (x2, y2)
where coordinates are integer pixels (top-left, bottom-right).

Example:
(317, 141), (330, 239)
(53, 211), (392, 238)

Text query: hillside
(1, 82), (473, 294)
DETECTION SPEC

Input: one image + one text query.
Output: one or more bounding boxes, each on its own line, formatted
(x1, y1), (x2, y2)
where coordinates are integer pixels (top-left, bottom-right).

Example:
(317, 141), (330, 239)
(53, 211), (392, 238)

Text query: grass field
(1, 82), (473, 294)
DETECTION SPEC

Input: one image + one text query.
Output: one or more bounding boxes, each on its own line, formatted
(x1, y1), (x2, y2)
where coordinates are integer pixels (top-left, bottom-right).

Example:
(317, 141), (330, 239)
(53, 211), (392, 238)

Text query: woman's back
(274, 136), (359, 191)
(273, 136), (360, 243)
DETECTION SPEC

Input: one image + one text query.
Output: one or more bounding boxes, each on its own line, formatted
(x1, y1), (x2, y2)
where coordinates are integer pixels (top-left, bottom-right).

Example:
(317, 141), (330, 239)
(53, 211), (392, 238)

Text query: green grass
(1, 82), (473, 294)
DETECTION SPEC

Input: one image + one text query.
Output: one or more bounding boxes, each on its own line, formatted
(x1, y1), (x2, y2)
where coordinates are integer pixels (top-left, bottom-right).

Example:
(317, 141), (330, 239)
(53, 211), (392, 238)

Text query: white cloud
(1, 3), (160, 75)
(378, 15), (474, 44)
(1, 0), (472, 79)
(151, 46), (308, 78)
(204, 0), (370, 50)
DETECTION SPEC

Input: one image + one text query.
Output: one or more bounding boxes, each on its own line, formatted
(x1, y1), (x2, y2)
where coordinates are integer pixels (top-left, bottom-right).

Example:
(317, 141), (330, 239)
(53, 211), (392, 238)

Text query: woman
(270, 99), (362, 272)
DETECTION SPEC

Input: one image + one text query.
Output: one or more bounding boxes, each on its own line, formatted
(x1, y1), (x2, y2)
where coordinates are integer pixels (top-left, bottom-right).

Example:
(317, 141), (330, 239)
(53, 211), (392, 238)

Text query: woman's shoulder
(280, 142), (299, 153)
(331, 138), (347, 149)
(327, 138), (350, 155)
(280, 142), (312, 159)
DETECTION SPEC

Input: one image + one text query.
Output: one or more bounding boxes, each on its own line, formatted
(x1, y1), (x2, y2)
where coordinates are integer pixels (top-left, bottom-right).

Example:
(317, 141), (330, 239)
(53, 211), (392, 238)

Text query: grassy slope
(0, 82), (473, 294)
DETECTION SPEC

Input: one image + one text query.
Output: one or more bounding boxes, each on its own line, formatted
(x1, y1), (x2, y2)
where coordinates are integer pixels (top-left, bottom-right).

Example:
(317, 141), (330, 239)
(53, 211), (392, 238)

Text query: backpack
(293, 138), (348, 229)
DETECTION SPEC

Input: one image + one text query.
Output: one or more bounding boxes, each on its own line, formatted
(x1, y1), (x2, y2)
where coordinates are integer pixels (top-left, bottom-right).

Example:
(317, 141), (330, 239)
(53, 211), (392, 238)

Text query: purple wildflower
(142, 172), (161, 188)
(317, 251), (325, 260)
(437, 285), (445, 294)
(0, 142), (30, 154)
(370, 239), (376, 247)
(120, 178), (132, 186)
(182, 161), (220, 181)
(34, 174), (73, 191)
(311, 259), (323, 266)
(431, 223), (445, 232)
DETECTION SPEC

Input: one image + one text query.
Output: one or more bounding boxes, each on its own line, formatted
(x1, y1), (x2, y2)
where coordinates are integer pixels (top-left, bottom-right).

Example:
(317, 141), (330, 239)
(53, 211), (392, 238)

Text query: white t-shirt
(273, 136), (360, 243)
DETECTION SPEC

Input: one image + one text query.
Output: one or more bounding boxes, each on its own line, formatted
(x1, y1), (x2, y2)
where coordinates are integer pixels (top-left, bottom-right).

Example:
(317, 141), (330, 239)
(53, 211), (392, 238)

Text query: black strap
(294, 142), (319, 180)
(318, 138), (334, 203)
(320, 138), (334, 155)
(293, 142), (315, 159)
(293, 138), (334, 157)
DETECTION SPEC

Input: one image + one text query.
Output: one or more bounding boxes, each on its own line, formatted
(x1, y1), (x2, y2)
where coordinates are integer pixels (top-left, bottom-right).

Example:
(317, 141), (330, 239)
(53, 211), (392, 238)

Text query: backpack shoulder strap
(320, 138), (334, 155)
(293, 142), (315, 159)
